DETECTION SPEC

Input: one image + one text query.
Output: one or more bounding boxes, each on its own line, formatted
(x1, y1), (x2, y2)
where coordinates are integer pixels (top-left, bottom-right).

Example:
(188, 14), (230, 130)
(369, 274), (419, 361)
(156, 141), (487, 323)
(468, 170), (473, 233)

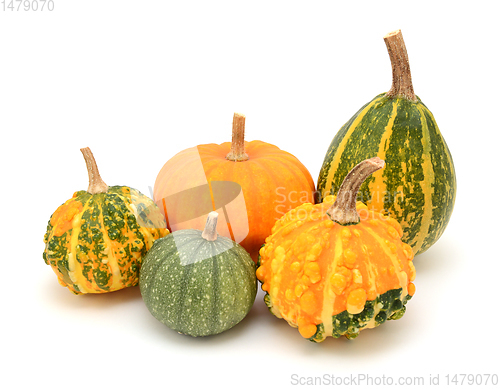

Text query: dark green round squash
(139, 212), (257, 337)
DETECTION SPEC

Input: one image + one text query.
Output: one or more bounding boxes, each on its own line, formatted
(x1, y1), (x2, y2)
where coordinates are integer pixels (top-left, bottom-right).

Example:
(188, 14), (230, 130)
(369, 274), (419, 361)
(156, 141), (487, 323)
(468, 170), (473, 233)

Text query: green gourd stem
(327, 157), (385, 225)
(202, 211), (219, 241)
(226, 113), (249, 162)
(384, 29), (417, 102)
(80, 147), (108, 194)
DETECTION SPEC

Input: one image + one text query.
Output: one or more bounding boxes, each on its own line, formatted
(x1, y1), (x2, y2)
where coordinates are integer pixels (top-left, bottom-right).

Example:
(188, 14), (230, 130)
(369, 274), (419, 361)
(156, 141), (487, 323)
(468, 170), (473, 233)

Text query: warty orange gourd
(257, 157), (416, 341)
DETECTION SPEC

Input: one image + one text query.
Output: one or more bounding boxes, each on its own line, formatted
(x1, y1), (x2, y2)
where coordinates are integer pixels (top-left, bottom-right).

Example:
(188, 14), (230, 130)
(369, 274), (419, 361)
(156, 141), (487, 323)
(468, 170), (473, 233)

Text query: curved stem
(202, 211), (219, 241)
(327, 157), (385, 225)
(384, 29), (417, 102)
(226, 113), (249, 162)
(80, 147), (108, 194)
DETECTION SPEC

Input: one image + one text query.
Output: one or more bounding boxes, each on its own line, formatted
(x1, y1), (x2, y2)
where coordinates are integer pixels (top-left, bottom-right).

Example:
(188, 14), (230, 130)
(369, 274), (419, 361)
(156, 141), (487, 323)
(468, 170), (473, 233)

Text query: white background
(2, 1), (499, 388)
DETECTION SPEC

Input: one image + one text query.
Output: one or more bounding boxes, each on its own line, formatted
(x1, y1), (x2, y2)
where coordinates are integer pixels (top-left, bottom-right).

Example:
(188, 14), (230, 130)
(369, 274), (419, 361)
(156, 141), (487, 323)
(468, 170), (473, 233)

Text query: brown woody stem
(384, 29), (417, 102)
(226, 113), (249, 162)
(327, 157), (385, 225)
(80, 147), (108, 194)
(202, 211), (219, 241)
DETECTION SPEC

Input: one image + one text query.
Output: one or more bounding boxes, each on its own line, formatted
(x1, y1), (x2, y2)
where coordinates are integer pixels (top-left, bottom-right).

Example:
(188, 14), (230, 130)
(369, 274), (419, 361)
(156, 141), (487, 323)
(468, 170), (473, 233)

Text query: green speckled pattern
(43, 186), (168, 294)
(139, 230), (257, 337)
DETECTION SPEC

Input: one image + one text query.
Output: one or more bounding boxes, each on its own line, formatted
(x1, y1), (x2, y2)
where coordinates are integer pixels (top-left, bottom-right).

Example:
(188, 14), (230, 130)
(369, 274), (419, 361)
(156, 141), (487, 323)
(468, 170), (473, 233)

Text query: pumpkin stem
(202, 211), (219, 241)
(384, 29), (417, 102)
(226, 113), (249, 162)
(80, 147), (108, 195)
(327, 157), (385, 225)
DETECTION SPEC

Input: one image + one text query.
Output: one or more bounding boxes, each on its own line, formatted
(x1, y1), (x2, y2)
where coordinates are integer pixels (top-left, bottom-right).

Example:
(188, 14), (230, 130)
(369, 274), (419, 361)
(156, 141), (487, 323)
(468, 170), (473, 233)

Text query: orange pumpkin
(153, 113), (315, 262)
(256, 158), (416, 341)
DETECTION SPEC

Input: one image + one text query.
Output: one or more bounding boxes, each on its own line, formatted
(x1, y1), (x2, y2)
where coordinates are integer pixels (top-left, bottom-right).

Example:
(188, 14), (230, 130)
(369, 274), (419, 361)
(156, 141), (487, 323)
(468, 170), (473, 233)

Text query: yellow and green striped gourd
(317, 30), (456, 256)
(43, 148), (169, 294)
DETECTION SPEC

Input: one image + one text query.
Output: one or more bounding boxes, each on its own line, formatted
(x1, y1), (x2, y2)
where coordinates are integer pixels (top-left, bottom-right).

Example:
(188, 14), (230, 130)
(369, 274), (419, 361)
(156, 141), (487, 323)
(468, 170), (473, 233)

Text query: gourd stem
(226, 113), (249, 162)
(327, 157), (385, 225)
(384, 29), (417, 102)
(80, 147), (108, 194)
(202, 211), (219, 241)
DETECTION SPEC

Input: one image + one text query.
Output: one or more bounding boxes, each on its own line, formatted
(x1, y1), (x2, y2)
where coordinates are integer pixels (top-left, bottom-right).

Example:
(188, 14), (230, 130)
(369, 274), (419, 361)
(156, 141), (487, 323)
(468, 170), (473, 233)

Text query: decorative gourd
(154, 113), (315, 262)
(257, 158), (415, 342)
(316, 30), (456, 256)
(43, 147), (169, 294)
(139, 211), (257, 337)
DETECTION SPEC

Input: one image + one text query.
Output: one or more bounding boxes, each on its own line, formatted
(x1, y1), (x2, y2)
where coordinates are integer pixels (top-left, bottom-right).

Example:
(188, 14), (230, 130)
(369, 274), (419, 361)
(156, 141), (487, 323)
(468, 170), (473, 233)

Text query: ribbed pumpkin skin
(139, 230), (257, 337)
(154, 141), (315, 262)
(43, 186), (169, 294)
(256, 195), (415, 342)
(317, 94), (456, 255)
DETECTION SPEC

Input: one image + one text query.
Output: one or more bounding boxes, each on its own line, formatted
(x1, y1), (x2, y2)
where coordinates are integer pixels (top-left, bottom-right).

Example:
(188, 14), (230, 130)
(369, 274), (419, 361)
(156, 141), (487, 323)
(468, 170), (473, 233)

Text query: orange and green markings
(44, 186), (168, 294)
(48, 195), (83, 237)
(44, 194), (86, 290)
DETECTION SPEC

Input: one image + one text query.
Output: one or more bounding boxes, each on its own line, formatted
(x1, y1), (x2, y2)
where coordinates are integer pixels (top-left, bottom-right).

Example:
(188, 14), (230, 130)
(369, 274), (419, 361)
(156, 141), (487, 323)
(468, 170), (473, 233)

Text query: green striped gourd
(43, 148), (169, 294)
(139, 212), (257, 337)
(317, 30), (456, 256)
